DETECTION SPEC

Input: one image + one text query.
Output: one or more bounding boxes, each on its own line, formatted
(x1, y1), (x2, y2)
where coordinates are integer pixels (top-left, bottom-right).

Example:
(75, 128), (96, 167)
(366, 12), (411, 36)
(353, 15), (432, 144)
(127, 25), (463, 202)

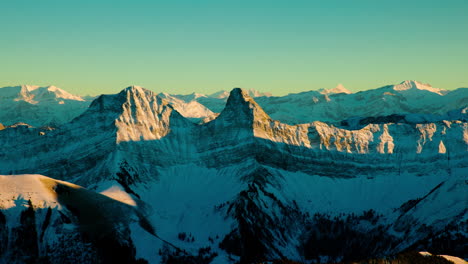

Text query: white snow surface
(0, 174), (77, 209)
(100, 184), (137, 206)
(0, 174), (138, 210)
(157, 92), (216, 122)
(420, 252), (468, 264)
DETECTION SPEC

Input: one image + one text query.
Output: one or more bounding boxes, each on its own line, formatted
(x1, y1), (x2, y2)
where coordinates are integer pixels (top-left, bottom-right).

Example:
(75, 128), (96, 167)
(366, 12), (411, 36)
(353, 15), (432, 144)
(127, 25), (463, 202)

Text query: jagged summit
(225, 88), (250, 104)
(227, 87), (249, 101)
(202, 88), (297, 146)
(393, 80), (445, 95)
(119, 85), (159, 100)
(121, 85), (149, 93)
(83, 85), (193, 142)
(219, 88), (271, 122)
(89, 86), (159, 110)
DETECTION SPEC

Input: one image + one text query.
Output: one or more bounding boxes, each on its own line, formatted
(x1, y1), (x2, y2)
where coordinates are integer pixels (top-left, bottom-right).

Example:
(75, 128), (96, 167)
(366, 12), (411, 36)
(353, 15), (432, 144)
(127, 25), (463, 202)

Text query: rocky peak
(121, 85), (150, 95)
(218, 88), (271, 123)
(109, 86), (175, 141)
(74, 86), (191, 142)
(199, 88), (274, 147)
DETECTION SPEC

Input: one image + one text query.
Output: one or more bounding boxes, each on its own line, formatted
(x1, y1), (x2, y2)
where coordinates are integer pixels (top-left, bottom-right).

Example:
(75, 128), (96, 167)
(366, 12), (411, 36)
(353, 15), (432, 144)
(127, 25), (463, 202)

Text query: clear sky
(1, 0), (467, 96)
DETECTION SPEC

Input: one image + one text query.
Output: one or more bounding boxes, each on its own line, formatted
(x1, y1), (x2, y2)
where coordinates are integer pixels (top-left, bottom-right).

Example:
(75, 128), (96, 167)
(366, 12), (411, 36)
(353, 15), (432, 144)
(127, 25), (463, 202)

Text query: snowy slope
(157, 92), (217, 123)
(0, 85), (91, 127)
(0, 86), (466, 263)
(0, 174), (154, 263)
(420, 252), (468, 264)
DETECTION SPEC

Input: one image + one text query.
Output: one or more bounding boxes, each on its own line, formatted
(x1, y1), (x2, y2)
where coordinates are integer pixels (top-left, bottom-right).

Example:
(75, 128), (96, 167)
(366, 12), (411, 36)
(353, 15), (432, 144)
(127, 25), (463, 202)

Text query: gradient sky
(1, 0), (467, 96)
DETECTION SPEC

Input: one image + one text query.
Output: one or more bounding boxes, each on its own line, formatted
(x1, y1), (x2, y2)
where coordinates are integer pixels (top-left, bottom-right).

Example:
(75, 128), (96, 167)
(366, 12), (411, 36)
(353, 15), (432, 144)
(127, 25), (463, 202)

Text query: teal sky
(1, 0), (467, 96)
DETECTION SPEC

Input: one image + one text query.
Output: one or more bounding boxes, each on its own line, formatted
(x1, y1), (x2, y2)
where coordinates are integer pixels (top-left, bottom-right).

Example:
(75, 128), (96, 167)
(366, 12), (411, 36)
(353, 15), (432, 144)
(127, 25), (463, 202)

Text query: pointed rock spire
(200, 88), (273, 146)
(219, 88), (271, 123)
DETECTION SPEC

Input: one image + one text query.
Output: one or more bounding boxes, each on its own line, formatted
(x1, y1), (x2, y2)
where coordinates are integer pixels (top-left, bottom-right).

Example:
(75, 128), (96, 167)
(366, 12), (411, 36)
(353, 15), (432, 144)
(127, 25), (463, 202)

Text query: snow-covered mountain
(0, 86), (466, 263)
(255, 80), (467, 124)
(2, 81), (466, 128)
(163, 81), (467, 125)
(0, 85), (91, 127)
(318, 83), (352, 95)
(392, 80), (447, 95)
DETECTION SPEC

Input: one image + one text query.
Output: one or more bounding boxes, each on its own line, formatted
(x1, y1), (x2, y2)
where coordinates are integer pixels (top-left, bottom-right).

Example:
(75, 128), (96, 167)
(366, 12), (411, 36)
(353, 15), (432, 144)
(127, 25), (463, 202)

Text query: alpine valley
(0, 81), (467, 264)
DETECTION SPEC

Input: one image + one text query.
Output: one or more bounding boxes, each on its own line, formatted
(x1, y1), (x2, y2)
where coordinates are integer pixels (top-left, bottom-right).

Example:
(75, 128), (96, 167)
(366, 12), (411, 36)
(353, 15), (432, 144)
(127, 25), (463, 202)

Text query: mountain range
(0, 83), (466, 263)
(1, 80), (466, 127)
(0, 85), (91, 127)
(161, 80), (468, 125)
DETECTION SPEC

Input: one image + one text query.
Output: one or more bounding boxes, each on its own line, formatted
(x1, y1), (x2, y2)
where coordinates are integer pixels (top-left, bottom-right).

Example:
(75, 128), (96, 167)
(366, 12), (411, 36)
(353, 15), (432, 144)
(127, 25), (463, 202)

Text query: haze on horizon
(1, 0), (467, 96)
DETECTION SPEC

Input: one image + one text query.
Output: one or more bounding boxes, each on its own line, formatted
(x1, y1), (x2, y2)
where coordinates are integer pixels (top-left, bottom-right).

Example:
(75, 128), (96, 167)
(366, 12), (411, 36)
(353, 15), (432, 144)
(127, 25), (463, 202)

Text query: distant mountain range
(1, 80), (466, 127)
(0, 85), (91, 127)
(163, 80), (467, 124)
(0, 85), (466, 263)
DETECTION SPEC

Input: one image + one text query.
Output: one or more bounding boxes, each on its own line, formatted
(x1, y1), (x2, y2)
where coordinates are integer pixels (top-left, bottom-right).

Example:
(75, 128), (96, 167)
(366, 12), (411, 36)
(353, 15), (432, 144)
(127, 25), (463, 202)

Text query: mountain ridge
(0, 85), (466, 263)
(1, 80), (467, 127)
